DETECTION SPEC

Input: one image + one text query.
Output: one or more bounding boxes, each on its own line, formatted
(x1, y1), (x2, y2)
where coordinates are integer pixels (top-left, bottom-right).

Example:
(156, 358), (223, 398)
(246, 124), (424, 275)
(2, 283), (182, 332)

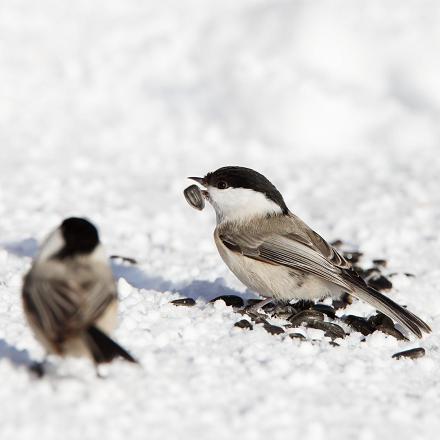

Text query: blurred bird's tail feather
(84, 325), (138, 364)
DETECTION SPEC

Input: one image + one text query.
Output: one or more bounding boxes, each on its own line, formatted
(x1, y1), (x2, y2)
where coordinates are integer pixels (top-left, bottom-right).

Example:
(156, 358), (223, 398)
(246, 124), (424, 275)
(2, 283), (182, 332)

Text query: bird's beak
(188, 177), (207, 187)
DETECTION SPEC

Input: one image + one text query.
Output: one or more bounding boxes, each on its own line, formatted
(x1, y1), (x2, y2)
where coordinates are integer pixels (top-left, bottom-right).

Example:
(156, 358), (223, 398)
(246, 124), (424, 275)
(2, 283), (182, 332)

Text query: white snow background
(1, 1), (440, 439)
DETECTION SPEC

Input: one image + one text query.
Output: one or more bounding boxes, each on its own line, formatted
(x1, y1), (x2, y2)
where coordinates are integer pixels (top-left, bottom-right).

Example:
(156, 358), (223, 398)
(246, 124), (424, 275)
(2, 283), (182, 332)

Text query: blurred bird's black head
(58, 217), (100, 258)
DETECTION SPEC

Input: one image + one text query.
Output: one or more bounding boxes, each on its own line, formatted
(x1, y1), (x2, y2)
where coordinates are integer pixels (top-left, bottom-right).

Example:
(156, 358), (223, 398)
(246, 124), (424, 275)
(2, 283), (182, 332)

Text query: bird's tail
(351, 286), (431, 338)
(84, 325), (138, 364)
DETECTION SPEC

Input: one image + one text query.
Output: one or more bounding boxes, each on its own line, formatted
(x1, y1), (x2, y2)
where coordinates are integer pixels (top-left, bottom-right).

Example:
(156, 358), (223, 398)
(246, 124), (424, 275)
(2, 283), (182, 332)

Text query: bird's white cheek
(208, 187), (282, 223)
(89, 244), (108, 263)
(37, 229), (64, 262)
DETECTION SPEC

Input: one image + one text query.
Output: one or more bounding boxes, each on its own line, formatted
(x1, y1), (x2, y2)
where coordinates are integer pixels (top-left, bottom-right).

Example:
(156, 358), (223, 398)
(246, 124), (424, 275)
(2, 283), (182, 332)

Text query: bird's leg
(95, 363), (110, 379)
(247, 298), (274, 313)
(29, 354), (49, 378)
(95, 364), (104, 379)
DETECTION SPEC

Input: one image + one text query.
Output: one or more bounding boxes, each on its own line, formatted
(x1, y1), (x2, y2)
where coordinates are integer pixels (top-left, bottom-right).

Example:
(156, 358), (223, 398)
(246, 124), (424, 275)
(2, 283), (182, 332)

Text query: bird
(188, 166), (431, 338)
(22, 217), (138, 374)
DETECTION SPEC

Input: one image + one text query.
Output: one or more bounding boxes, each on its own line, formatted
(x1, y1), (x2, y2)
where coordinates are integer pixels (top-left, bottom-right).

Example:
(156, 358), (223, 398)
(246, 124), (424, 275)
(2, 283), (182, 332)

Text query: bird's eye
(217, 181), (228, 190)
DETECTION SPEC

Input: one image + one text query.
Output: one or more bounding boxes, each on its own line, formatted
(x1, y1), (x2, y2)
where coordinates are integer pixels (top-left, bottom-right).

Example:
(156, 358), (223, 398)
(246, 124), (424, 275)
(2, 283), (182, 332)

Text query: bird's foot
(246, 298), (274, 314)
(29, 360), (46, 378)
(95, 364), (110, 379)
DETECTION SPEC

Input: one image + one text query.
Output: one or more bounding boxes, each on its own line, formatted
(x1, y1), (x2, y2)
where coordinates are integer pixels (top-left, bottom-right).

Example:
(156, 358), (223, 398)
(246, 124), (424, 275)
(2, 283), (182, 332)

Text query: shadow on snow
(0, 339), (34, 369)
(2, 237), (256, 303)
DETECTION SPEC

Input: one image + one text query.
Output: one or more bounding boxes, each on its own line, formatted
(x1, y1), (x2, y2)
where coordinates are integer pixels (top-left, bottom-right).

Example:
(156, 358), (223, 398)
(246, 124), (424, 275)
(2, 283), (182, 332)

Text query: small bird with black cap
(22, 217), (138, 375)
(188, 166), (431, 339)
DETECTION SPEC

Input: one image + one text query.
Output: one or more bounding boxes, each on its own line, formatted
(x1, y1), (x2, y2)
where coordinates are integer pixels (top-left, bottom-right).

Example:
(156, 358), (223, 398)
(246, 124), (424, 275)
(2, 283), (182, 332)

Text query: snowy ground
(1, 0), (440, 439)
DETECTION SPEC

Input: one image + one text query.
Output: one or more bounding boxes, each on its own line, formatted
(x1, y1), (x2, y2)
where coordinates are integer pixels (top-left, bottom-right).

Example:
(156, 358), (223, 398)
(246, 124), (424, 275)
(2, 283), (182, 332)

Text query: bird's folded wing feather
(219, 230), (352, 291)
(303, 230), (350, 269)
(287, 213), (351, 269)
(23, 273), (115, 341)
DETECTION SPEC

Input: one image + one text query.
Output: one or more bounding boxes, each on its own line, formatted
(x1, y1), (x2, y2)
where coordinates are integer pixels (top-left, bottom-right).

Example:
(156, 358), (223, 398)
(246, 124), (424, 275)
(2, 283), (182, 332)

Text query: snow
(1, 0), (440, 439)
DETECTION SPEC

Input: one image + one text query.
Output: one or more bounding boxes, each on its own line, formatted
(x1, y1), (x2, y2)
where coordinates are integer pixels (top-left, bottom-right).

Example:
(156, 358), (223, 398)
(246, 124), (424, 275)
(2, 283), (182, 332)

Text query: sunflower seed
(184, 184), (205, 210)
(263, 323), (285, 335)
(330, 239), (343, 247)
(343, 251), (363, 264)
(244, 311), (268, 325)
(376, 324), (408, 341)
(344, 315), (375, 336)
(332, 293), (353, 310)
(308, 320), (346, 340)
(392, 348), (425, 360)
(368, 312), (394, 329)
(367, 274), (393, 291)
(289, 333), (306, 340)
(234, 319), (253, 330)
(313, 304), (336, 319)
(288, 309), (324, 326)
(372, 259), (387, 267)
(210, 295), (244, 308)
(109, 255), (138, 265)
(291, 300), (315, 311)
(171, 298), (196, 307)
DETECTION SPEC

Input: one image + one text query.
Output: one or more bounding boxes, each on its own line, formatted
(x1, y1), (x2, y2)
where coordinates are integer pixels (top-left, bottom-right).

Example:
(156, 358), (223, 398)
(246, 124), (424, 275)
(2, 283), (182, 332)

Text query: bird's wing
(23, 269), (116, 342)
(286, 213), (351, 269)
(303, 230), (350, 269)
(219, 229), (352, 290)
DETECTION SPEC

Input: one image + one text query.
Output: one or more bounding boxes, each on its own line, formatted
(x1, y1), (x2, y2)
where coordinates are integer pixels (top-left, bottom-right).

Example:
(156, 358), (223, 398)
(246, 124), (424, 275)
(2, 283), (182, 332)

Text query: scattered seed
(368, 312), (394, 329)
(392, 348), (425, 360)
(344, 315), (375, 336)
(244, 311), (268, 325)
(291, 300), (314, 311)
(332, 293), (353, 309)
(289, 309), (325, 327)
(343, 251), (363, 264)
(210, 295), (244, 308)
(352, 265), (366, 277)
(264, 303), (299, 319)
(313, 304), (336, 319)
(330, 239), (343, 247)
(245, 299), (274, 312)
(246, 299), (261, 307)
(372, 259), (387, 267)
(367, 274), (393, 291)
(389, 272), (415, 278)
(376, 324), (408, 341)
(364, 268), (380, 277)
(260, 302), (277, 313)
(110, 255), (138, 265)
(171, 298), (196, 307)
(263, 323), (285, 335)
(234, 320), (253, 330)
(289, 333), (306, 340)
(309, 320), (346, 340)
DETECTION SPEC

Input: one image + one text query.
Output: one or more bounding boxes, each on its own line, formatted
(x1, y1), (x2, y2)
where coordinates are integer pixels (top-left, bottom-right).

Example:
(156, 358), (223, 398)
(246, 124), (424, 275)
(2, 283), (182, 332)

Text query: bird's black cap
(204, 166), (289, 214)
(58, 217), (100, 258)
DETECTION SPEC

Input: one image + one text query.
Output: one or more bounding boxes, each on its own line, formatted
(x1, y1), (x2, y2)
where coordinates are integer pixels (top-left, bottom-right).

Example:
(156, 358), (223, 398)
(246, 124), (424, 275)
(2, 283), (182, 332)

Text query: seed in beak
(184, 185), (205, 211)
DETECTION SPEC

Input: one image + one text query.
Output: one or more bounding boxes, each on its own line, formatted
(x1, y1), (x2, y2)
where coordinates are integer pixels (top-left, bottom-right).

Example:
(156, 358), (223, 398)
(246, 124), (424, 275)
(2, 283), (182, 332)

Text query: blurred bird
(22, 217), (138, 374)
(188, 166), (431, 338)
